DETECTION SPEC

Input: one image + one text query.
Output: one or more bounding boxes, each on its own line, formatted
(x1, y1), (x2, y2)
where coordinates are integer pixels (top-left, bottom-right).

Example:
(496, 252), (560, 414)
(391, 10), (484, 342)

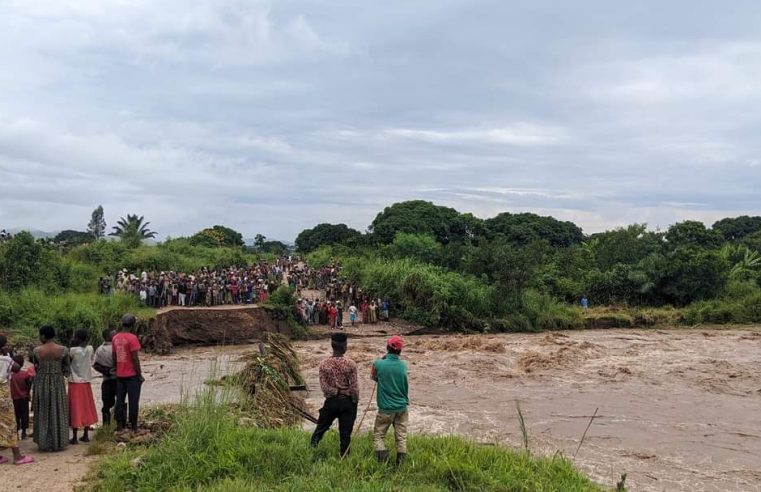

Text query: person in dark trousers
(10, 355), (32, 439)
(310, 333), (359, 456)
(112, 314), (143, 433)
(371, 335), (409, 465)
(93, 329), (116, 426)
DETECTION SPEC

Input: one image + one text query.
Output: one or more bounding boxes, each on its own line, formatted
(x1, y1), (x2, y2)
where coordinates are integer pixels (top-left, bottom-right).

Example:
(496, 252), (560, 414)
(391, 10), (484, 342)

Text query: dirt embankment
(141, 306), (292, 354)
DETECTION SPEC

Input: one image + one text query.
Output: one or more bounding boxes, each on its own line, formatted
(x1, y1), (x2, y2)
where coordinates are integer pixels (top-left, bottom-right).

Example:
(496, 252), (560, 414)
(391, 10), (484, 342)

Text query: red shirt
(10, 370), (32, 400)
(112, 332), (141, 378)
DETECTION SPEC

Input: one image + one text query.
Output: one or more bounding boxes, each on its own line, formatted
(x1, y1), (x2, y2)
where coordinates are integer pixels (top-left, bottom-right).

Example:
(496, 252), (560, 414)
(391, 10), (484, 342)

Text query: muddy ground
(7, 328), (761, 492)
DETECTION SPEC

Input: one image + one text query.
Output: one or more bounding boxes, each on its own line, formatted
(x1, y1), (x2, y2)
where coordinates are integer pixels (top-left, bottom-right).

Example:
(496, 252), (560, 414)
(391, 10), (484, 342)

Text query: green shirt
(373, 354), (409, 413)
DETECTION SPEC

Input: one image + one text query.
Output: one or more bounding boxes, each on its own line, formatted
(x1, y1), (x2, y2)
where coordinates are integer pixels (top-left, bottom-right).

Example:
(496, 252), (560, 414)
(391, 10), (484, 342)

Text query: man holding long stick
(310, 333), (359, 456)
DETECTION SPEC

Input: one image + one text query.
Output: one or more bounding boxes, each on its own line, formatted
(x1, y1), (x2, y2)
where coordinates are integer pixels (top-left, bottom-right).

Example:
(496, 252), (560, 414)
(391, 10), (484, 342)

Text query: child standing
(68, 330), (98, 444)
(10, 355), (32, 439)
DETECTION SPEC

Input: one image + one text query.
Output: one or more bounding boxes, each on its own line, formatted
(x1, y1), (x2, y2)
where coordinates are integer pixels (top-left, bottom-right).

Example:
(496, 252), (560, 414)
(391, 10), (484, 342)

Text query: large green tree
(665, 220), (723, 249)
(190, 225), (244, 248)
(295, 223), (362, 252)
(713, 216), (761, 242)
(87, 205), (107, 239)
(0, 231), (60, 290)
(53, 230), (92, 247)
(484, 212), (583, 247)
(109, 214), (157, 248)
(369, 201), (468, 244)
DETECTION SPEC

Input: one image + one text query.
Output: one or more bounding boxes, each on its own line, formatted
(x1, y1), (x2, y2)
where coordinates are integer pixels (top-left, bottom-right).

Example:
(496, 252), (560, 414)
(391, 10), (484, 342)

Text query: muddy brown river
(15, 328), (758, 492)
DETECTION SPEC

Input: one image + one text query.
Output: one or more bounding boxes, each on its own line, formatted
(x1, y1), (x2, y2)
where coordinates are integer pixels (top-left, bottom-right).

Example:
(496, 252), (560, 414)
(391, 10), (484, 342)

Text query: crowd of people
(0, 314), (144, 464)
(287, 263), (391, 329)
(107, 258), (297, 307)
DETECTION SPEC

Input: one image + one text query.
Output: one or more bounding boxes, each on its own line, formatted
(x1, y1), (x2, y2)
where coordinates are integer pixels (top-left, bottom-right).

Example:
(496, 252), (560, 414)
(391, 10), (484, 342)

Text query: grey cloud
(2, 0), (761, 239)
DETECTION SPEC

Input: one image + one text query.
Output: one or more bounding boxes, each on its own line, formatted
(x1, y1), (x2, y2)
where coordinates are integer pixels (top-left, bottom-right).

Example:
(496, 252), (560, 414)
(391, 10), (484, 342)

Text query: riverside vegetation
(3, 201), (761, 345)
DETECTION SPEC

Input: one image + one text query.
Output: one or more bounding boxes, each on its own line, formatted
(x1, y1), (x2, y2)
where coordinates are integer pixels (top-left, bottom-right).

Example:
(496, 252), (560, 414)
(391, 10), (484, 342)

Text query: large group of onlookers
(103, 256), (391, 329)
(107, 258), (297, 307)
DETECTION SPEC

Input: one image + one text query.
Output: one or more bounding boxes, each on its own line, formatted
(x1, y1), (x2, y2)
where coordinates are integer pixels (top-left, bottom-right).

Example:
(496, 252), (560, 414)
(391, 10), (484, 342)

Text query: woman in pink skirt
(68, 330), (98, 444)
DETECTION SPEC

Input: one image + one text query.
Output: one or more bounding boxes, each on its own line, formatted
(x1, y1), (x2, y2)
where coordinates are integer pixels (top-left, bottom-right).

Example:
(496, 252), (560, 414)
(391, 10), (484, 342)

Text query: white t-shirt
(0, 354), (13, 384)
(69, 345), (94, 383)
(349, 306), (357, 315)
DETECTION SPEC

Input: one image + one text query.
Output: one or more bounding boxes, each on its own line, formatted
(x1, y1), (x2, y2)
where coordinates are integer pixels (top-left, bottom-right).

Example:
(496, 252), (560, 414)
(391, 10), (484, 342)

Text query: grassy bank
(0, 289), (153, 346)
(88, 397), (601, 492)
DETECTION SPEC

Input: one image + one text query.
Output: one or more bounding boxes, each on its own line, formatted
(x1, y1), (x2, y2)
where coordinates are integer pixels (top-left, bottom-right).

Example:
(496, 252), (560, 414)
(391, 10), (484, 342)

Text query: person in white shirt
(69, 330), (98, 444)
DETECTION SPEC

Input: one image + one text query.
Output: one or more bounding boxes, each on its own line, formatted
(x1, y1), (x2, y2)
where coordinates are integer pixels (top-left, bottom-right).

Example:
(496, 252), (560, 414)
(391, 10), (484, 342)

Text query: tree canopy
(484, 212), (583, 247)
(190, 225), (244, 248)
(53, 230), (93, 247)
(713, 216), (761, 242)
(295, 223), (361, 252)
(109, 214), (157, 248)
(370, 200), (481, 244)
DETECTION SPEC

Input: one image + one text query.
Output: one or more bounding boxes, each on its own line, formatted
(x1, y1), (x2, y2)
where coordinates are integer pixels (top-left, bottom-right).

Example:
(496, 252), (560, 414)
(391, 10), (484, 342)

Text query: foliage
(369, 200), (484, 245)
(53, 229), (93, 247)
(295, 223), (362, 252)
(190, 225), (244, 248)
(110, 214), (158, 248)
(665, 220), (723, 249)
(89, 394), (600, 492)
(485, 212), (583, 247)
(384, 232), (442, 264)
(0, 232), (65, 291)
(88, 205), (107, 239)
(713, 215), (761, 241)
(0, 289), (152, 347)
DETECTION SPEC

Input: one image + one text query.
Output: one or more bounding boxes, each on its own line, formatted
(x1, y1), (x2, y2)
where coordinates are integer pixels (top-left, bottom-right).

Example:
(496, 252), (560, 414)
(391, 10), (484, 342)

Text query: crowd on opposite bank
(106, 257), (300, 308)
(288, 263), (391, 329)
(0, 315), (145, 465)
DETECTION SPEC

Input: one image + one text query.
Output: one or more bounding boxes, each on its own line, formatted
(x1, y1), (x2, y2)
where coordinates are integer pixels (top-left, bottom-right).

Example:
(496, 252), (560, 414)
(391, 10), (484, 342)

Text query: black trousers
(13, 397), (29, 431)
(115, 376), (142, 431)
(310, 397), (358, 455)
(101, 379), (117, 425)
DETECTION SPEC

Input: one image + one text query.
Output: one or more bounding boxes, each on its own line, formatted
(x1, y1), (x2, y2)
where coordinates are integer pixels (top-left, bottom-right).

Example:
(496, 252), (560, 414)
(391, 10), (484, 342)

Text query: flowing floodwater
(295, 329), (761, 492)
(10, 328), (760, 492)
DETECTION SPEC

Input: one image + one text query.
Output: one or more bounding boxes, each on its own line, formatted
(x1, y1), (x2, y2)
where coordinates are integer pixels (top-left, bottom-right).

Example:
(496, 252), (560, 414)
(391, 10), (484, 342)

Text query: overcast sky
(2, 1), (761, 240)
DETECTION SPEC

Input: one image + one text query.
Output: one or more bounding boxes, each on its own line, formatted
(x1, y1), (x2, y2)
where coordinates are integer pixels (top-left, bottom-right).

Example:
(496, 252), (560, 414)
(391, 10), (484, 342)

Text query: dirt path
(4, 345), (249, 492)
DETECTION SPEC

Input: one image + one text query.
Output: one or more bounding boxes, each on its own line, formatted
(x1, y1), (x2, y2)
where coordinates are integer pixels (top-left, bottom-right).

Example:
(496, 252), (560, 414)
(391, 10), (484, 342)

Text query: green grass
(0, 288), (153, 346)
(89, 396), (601, 492)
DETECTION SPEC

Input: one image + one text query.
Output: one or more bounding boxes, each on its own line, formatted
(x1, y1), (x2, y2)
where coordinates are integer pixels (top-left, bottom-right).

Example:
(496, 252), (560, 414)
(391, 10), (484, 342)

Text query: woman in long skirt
(33, 326), (70, 452)
(68, 330), (98, 444)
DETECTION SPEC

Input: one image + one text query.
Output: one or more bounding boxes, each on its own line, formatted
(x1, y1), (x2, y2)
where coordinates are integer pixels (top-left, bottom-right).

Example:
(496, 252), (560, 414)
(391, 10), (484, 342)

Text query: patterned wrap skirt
(0, 383), (18, 448)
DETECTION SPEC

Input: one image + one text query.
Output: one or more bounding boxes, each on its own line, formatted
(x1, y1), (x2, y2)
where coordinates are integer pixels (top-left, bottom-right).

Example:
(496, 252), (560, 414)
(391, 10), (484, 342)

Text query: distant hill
(6, 228), (59, 239)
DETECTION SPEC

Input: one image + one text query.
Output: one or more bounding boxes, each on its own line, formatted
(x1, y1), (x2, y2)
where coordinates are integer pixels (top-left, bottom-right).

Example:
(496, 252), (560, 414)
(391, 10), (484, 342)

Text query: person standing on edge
(0, 336), (33, 464)
(93, 329), (116, 426)
(68, 329), (98, 444)
(310, 333), (359, 457)
(371, 335), (409, 465)
(112, 314), (143, 433)
(33, 325), (69, 452)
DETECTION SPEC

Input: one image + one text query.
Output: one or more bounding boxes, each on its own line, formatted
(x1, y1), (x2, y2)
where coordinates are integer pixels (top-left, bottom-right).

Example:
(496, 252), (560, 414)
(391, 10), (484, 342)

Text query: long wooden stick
(574, 407), (599, 459)
(341, 382), (377, 460)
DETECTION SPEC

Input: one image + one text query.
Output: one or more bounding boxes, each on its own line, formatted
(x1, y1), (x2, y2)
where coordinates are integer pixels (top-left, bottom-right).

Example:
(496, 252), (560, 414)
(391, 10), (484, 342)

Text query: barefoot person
(33, 325), (70, 452)
(0, 335), (33, 465)
(68, 330), (98, 444)
(113, 314), (143, 433)
(371, 335), (409, 465)
(310, 333), (359, 456)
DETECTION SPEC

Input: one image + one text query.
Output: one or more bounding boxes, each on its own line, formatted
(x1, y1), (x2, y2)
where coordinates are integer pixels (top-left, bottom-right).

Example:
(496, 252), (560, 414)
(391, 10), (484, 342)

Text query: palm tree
(109, 214), (157, 248)
(720, 244), (761, 281)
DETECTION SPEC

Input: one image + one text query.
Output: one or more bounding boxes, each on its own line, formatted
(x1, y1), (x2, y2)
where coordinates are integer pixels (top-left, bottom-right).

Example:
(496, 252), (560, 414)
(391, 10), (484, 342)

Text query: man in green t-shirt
(371, 335), (409, 465)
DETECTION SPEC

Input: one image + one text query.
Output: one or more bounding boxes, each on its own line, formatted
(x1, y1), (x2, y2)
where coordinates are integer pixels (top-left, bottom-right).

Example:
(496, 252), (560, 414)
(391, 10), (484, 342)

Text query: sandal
(15, 456), (34, 465)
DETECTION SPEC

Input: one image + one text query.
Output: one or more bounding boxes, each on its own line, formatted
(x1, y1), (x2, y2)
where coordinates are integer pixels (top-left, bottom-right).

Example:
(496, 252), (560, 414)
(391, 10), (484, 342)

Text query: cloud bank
(1, 0), (760, 240)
